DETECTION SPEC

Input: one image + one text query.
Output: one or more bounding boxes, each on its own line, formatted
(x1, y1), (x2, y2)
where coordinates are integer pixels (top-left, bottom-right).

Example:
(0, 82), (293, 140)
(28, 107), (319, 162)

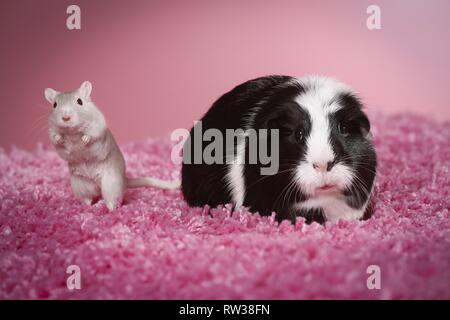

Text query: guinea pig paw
(81, 135), (91, 145)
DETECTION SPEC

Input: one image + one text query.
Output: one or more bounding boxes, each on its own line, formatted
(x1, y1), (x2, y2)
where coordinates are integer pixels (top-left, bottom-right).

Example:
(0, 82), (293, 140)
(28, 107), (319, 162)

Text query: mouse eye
(53, 102), (57, 109)
(338, 121), (360, 137)
(77, 98), (83, 106)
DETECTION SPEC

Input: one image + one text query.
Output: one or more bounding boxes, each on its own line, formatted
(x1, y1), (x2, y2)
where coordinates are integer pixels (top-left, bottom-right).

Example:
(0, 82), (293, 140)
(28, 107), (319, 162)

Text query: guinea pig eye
(77, 98), (83, 106)
(295, 130), (304, 142)
(278, 126), (293, 137)
(339, 121), (360, 137)
(53, 102), (57, 109)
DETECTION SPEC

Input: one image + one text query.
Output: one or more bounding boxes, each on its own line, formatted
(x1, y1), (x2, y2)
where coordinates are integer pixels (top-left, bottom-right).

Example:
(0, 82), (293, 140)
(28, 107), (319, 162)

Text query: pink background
(1, 0), (449, 151)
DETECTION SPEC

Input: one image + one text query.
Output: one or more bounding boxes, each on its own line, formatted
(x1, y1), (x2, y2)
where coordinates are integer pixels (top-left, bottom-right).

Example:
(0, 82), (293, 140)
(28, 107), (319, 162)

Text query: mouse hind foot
(71, 176), (100, 206)
(101, 170), (125, 211)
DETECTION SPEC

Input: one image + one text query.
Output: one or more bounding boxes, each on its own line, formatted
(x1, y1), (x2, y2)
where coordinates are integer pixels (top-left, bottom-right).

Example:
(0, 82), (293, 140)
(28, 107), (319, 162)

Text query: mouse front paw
(53, 134), (64, 145)
(81, 135), (91, 145)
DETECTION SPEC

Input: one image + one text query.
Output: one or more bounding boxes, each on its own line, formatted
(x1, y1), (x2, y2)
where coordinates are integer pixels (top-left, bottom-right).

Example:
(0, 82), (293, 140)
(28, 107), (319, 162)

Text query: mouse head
(45, 81), (104, 132)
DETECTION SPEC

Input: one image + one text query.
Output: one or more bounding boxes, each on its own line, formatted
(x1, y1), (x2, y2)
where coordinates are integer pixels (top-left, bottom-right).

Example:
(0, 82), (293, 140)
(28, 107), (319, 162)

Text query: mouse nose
(62, 116), (71, 122)
(312, 161), (334, 172)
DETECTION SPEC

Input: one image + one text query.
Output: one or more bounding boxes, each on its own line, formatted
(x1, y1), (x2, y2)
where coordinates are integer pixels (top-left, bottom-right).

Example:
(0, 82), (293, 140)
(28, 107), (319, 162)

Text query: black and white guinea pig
(181, 75), (377, 224)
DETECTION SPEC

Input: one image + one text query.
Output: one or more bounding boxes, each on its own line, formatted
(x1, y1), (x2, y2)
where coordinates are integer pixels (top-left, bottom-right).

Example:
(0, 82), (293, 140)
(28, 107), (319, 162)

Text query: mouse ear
(44, 88), (59, 103)
(79, 81), (92, 98)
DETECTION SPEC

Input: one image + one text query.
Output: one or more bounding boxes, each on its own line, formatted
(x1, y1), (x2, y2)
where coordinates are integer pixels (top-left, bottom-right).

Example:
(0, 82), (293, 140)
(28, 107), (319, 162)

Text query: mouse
(44, 81), (180, 210)
(181, 75), (377, 224)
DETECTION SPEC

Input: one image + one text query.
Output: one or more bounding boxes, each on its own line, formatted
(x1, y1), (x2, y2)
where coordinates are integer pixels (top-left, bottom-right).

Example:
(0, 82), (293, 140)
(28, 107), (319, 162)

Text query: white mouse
(44, 81), (180, 210)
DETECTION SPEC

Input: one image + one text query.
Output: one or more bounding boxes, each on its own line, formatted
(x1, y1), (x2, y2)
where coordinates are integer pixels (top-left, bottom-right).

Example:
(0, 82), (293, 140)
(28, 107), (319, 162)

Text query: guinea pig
(181, 75), (377, 224)
(45, 81), (180, 210)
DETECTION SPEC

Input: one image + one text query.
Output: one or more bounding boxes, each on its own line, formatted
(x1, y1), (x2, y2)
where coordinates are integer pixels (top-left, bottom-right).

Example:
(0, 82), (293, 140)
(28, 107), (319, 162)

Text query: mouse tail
(126, 177), (181, 190)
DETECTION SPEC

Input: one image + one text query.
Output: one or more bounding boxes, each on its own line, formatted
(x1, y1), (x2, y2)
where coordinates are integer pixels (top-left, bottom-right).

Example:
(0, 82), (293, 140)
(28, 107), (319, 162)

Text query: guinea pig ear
(79, 81), (92, 98)
(360, 115), (372, 139)
(44, 88), (59, 103)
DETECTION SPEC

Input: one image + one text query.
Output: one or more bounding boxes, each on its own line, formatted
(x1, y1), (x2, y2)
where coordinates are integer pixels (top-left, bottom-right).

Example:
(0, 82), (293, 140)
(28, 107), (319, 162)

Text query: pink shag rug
(0, 112), (449, 300)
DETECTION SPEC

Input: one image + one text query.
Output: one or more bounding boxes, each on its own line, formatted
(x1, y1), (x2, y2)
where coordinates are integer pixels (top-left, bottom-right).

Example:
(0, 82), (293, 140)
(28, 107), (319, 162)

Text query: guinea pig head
(293, 78), (376, 209)
(257, 76), (376, 220)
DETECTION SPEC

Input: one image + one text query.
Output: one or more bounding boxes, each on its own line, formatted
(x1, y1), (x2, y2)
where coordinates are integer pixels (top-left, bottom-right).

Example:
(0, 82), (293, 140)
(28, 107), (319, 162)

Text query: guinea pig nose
(313, 161), (334, 172)
(62, 116), (71, 122)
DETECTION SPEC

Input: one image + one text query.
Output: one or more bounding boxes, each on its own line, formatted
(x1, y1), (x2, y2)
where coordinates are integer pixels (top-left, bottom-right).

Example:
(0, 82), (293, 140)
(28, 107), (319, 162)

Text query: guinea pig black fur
(181, 75), (377, 224)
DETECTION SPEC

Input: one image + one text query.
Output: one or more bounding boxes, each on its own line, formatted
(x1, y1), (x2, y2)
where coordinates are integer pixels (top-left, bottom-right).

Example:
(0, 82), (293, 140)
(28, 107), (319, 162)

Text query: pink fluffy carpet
(0, 112), (449, 299)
